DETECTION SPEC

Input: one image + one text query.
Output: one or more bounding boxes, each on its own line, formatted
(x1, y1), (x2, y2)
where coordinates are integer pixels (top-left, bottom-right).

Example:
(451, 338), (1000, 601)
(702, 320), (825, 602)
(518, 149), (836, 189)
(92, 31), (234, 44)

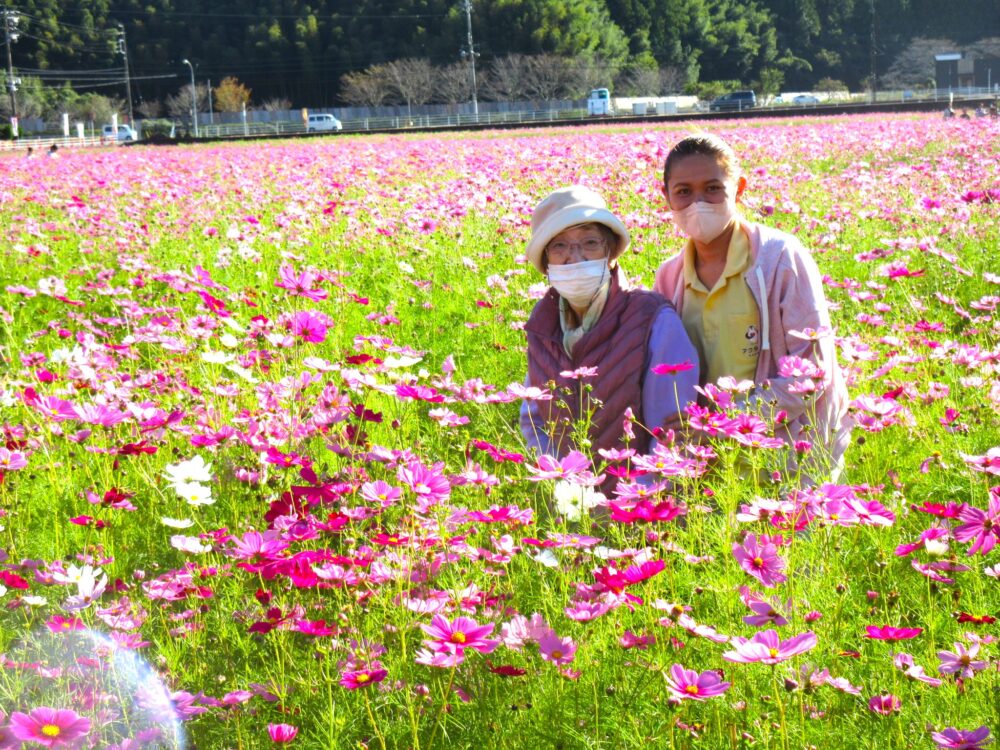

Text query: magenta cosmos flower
(867, 694), (902, 715)
(10, 707), (91, 748)
(732, 534), (787, 588)
(864, 625), (922, 641)
(420, 614), (499, 658)
(339, 666), (388, 690)
(267, 723), (299, 743)
(663, 664), (731, 702)
(722, 630), (817, 664)
(931, 726), (993, 750)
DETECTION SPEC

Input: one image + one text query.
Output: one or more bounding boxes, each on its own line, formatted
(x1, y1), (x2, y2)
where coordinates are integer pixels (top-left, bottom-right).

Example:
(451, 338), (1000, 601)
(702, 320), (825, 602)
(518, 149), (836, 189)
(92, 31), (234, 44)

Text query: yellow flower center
(451, 632), (467, 644)
(356, 673), (370, 683)
(41, 725), (61, 738)
(551, 649), (563, 659)
(753, 557), (764, 567)
(768, 648), (779, 658)
(685, 684), (699, 695)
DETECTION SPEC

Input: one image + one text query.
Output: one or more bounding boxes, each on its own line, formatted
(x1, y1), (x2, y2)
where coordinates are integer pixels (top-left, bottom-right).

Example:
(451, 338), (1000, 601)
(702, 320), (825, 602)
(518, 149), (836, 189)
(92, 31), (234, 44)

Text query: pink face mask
(672, 198), (737, 243)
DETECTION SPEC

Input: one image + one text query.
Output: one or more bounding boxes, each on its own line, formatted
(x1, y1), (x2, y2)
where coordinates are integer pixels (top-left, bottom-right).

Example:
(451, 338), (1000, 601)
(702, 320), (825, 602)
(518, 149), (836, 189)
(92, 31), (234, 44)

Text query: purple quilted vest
(525, 268), (667, 456)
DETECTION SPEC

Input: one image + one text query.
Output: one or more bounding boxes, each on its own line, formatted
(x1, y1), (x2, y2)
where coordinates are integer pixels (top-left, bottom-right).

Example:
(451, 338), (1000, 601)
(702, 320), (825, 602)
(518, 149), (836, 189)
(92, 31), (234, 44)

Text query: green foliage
(5, 0), (1000, 107)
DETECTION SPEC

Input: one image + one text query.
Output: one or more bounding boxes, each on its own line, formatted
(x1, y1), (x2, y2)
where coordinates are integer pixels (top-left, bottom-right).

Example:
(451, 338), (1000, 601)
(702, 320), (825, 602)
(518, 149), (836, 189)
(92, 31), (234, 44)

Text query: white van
(307, 113), (342, 132)
(102, 124), (138, 141)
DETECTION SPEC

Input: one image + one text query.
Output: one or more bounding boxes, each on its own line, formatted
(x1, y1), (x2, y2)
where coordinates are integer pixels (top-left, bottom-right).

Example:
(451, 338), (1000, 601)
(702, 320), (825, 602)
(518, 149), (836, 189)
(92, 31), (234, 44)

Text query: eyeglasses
(545, 236), (607, 265)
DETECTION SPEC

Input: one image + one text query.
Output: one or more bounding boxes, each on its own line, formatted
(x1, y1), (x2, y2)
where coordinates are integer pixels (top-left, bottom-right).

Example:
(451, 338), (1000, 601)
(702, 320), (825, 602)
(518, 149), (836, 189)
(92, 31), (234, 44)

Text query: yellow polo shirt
(680, 228), (761, 386)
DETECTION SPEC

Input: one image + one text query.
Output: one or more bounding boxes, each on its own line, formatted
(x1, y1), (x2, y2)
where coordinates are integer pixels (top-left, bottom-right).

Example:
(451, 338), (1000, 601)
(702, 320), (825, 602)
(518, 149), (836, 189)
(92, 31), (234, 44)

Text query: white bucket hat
(525, 185), (630, 275)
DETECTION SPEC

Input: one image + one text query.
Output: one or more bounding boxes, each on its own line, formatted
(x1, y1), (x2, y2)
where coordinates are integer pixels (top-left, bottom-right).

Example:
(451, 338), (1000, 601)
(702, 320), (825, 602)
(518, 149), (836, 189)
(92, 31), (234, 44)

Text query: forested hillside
(6, 0), (999, 107)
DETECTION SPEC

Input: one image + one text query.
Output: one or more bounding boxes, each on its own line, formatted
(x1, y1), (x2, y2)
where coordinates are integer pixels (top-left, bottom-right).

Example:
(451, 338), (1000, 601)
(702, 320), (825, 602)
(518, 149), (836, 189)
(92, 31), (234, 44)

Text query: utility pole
(460, 0), (478, 116)
(869, 0), (877, 104)
(117, 24), (134, 125)
(2, 8), (19, 130)
(207, 79), (213, 124)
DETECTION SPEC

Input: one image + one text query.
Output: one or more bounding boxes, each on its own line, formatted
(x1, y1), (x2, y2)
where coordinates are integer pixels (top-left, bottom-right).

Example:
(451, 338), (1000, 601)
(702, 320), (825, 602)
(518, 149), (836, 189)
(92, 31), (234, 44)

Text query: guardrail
(3, 89), (995, 149)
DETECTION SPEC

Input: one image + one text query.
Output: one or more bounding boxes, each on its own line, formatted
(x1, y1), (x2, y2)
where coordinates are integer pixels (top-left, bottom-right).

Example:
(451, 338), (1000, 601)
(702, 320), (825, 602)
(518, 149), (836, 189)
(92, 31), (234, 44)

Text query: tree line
(5, 0), (998, 114)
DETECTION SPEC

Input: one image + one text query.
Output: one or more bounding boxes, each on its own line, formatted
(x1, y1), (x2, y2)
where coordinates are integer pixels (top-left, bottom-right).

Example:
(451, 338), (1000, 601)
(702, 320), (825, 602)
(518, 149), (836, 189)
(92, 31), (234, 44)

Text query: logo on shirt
(743, 324), (760, 359)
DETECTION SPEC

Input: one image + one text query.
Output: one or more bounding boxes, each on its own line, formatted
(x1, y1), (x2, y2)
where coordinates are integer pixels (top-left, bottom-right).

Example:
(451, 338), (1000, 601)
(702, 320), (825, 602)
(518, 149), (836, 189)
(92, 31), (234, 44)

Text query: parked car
(307, 113), (342, 132)
(708, 91), (757, 112)
(792, 94), (820, 105)
(102, 124), (138, 142)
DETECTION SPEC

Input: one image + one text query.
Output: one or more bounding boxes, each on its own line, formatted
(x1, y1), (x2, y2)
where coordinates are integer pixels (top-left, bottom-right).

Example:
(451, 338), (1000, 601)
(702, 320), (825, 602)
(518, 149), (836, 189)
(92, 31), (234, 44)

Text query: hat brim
(525, 207), (630, 274)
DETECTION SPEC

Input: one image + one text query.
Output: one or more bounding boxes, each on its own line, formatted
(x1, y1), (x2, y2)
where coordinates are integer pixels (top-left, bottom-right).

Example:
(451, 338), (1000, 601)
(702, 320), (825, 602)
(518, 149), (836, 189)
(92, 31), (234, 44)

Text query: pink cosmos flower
(958, 447), (1000, 475)
(738, 587), (790, 626)
(339, 666), (388, 690)
(931, 726), (993, 750)
(526, 451), (592, 481)
(420, 614), (499, 659)
(864, 625), (922, 641)
(892, 652), (943, 687)
(868, 694), (902, 715)
(663, 664), (730, 702)
(288, 310), (329, 343)
(937, 642), (988, 679)
(275, 264), (327, 301)
(0, 448), (27, 471)
(732, 534), (787, 588)
(722, 629), (817, 664)
(10, 707), (92, 748)
(537, 630), (577, 665)
(267, 723), (299, 743)
(953, 494), (999, 555)
(397, 461), (451, 506)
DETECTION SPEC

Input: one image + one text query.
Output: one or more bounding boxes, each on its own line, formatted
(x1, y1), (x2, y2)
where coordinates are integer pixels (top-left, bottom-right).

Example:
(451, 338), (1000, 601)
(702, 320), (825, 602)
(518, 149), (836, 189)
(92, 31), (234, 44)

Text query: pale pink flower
(663, 664), (730, 702)
(723, 629), (817, 664)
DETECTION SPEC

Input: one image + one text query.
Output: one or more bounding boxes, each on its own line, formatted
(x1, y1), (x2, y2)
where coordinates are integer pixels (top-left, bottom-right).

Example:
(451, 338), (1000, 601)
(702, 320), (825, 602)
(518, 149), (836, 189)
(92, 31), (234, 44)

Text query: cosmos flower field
(0, 113), (997, 749)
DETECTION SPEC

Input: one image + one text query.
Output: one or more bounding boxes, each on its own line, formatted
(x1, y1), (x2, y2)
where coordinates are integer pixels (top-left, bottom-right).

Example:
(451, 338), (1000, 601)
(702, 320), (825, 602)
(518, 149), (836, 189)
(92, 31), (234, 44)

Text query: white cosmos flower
(201, 350), (235, 364)
(161, 517), (195, 529)
(219, 333), (240, 348)
(382, 355), (423, 369)
(163, 455), (213, 486)
(532, 550), (560, 568)
(553, 480), (605, 522)
(174, 481), (215, 507)
(170, 535), (212, 554)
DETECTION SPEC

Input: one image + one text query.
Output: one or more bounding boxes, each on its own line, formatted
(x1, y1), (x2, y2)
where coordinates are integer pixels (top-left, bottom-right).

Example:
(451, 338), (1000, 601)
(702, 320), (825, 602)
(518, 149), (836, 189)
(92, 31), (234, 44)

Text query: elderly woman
(519, 185), (698, 459)
(653, 133), (851, 477)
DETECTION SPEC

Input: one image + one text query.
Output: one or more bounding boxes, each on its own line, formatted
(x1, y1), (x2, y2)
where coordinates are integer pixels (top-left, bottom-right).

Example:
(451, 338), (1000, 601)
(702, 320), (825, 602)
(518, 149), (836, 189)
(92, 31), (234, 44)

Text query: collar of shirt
(682, 227), (751, 294)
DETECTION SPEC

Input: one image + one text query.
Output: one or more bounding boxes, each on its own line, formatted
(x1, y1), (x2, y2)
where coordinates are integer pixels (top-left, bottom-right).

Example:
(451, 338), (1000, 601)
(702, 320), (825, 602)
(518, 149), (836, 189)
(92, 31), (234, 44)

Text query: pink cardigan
(654, 220), (851, 475)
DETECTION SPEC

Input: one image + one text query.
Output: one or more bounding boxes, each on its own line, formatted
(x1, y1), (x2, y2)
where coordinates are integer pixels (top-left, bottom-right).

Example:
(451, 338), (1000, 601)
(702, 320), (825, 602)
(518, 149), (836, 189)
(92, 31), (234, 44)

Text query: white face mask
(547, 258), (608, 308)
(672, 198), (737, 243)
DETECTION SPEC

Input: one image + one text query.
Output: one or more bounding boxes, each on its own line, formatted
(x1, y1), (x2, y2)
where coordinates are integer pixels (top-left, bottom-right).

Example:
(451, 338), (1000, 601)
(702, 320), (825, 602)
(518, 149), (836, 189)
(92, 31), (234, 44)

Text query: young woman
(653, 133), (851, 477)
(520, 185), (698, 459)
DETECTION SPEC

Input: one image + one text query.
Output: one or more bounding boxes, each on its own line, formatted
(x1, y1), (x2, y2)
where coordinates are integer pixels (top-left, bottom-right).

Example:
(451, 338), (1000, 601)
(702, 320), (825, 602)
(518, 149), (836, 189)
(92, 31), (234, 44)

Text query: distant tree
(882, 37), (956, 88)
(755, 67), (785, 98)
(68, 93), (123, 126)
(526, 54), (575, 100)
(436, 62), (474, 105)
(260, 97), (292, 112)
(615, 65), (661, 96)
(659, 66), (689, 93)
(815, 77), (848, 94)
(382, 58), (435, 112)
(482, 54), (535, 101)
(339, 65), (392, 107)
(166, 84), (211, 119)
(567, 56), (620, 98)
(137, 99), (164, 119)
(214, 77), (252, 112)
